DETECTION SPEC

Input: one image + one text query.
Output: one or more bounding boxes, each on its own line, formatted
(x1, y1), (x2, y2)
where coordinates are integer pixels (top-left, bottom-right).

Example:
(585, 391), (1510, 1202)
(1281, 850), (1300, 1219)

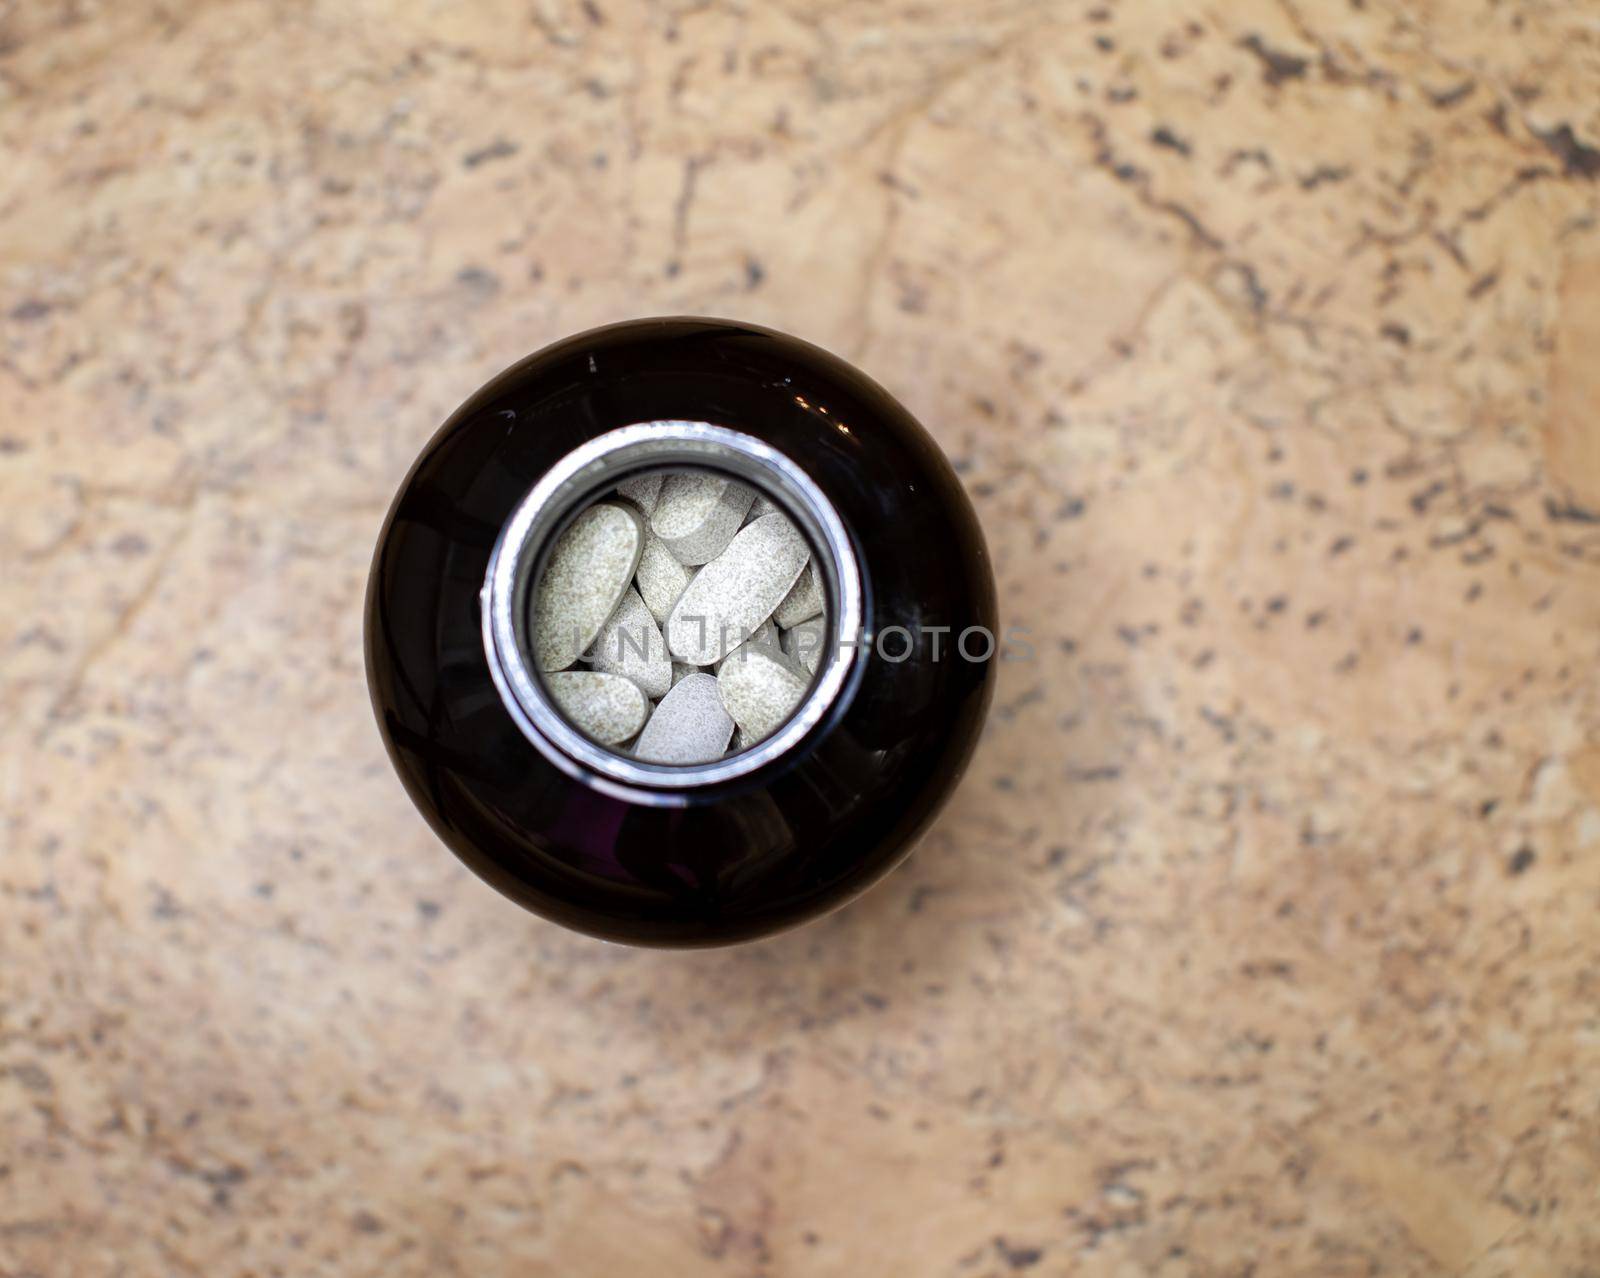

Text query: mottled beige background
(4, 1), (1599, 1274)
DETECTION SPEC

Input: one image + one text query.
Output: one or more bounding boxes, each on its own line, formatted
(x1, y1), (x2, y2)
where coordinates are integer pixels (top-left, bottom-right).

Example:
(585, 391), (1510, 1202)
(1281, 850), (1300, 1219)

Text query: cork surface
(4, 2), (1599, 1274)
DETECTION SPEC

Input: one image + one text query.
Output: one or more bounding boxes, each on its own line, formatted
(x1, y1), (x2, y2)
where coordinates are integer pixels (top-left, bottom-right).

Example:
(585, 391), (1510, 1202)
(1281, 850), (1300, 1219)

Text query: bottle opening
(482, 422), (864, 800)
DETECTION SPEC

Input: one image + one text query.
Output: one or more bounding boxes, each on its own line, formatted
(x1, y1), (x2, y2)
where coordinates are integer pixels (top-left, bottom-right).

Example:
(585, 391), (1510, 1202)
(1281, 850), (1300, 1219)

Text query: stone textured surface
(3, 1), (1599, 1275)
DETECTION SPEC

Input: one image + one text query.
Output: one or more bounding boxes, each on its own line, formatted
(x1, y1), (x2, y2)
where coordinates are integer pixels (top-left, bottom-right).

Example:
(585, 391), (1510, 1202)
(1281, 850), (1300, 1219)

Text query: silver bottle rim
(482, 420), (865, 804)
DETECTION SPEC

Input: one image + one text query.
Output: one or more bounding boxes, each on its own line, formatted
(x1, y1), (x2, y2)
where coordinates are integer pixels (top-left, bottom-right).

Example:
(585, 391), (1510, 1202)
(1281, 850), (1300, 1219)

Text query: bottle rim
(481, 420), (866, 805)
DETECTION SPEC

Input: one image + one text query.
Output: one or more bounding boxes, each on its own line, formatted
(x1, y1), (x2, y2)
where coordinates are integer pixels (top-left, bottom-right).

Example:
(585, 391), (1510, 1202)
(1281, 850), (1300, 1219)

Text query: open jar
(365, 318), (996, 946)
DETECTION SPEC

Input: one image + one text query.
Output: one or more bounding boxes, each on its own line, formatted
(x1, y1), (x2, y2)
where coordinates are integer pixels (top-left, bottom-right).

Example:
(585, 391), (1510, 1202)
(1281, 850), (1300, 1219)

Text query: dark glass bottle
(365, 317), (997, 946)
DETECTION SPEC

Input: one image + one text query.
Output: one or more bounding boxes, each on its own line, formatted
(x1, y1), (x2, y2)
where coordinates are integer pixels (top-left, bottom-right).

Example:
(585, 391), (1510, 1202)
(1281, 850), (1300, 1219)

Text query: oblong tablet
(586, 586), (672, 699)
(742, 493), (782, 527)
(715, 618), (779, 672)
(651, 474), (755, 565)
(634, 529), (694, 628)
(545, 671), (649, 744)
(633, 673), (735, 765)
(772, 559), (823, 628)
(665, 513), (809, 665)
(616, 473), (663, 516)
(717, 640), (810, 743)
(531, 503), (643, 671)
(781, 614), (827, 675)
